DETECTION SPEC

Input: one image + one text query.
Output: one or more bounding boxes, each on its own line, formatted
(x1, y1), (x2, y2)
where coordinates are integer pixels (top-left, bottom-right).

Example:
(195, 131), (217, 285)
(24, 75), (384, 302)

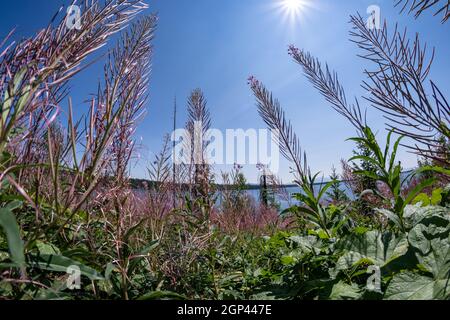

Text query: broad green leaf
(29, 254), (103, 281)
(433, 277), (450, 299)
(408, 213), (450, 279)
(403, 204), (448, 230)
(0, 207), (25, 269)
(334, 231), (408, 273)
(385, 272), (435, 300)
(404, 207), (450, 299)
(329, 281), (362, 300)
(331, 251), (368, 279)
(288, 235), (322, 255)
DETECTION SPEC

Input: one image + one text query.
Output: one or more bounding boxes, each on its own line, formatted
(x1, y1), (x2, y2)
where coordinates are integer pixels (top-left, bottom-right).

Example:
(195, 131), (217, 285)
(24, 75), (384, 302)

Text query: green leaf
(13, 67), (28, 93)
(384, 131), (393, 167)
(335, 231), (408, 273)
(316, 229), (330, 239)
(353, 170), (379, 181)
(2, 90), (12, 126)
(0, 207), (25, 269)
(385, 272), (435, 300)
(389, 135), (404, 174)
(431, 189), (443, 206)
(105, 262), (116, 280)
(15, 85), (31, 115)
(29, 254), (103, 281)
(360, 127), (383, 163)
(0, 251), (9, 262)
(403, 178), (436, 210)
(417, 166), (450, 177)
(413, 193), (431, 207)
(408, 213), (450, 279)
(317, 180), (335, 203)
(5, 200), (23, 211)
(441, 184), (450, 206)
(403, 204), (448, 229)
(348, 155), (380, 170)
(137, 291), (186, 300)
(376, 209), (403, 229)
(34, 289), (72, 301)
(280, 255), (295, 265)
(36, 241), (61, 256)
(288, 235), (323, 255)
(123, 218), (146, 244)
(128, 240), (159, 275)
(329, 281), (362, 300)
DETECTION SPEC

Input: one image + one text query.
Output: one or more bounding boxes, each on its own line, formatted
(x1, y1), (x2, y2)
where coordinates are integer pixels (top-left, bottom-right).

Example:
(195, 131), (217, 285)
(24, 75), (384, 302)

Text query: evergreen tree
(353, 141), (378, 191)
(351, 141), (379, 214)
(327, 166), (349, 203)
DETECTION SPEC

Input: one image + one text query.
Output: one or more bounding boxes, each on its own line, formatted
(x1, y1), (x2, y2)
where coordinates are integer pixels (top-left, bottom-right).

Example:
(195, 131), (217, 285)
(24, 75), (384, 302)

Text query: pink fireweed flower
(247, 75), (259, 89)
(288, 44), (300, 57)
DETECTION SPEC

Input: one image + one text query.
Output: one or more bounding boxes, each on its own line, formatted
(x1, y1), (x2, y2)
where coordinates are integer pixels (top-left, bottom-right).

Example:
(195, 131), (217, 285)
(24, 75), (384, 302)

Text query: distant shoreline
(130, 169), (415, 190)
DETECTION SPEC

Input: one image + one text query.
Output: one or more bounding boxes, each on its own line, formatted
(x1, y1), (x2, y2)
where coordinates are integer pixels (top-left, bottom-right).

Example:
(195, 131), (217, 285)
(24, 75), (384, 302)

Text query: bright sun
(282, 0), (305, 13)
(275, 0), (312, 25)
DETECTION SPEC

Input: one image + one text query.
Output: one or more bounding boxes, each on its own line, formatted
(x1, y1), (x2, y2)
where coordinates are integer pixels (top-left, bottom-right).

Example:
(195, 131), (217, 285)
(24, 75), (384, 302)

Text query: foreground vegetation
(0, 0), (449, 300)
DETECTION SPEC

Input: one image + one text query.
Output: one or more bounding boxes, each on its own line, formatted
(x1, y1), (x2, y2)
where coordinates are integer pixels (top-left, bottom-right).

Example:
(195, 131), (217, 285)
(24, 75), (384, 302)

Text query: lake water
(138, 171), (413, 211)
(237, 170), (414, 210)
(224, 182), (355, 210)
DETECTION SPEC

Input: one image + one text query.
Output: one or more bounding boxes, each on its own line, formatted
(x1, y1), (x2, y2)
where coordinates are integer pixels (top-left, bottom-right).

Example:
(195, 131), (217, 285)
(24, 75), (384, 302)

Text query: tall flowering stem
(248, 75), (307, 181)
(287, 45), (366, 134)
(395, 0), (450, 22)
(350, 14), (449, 166)
(0, 0), (148, 158)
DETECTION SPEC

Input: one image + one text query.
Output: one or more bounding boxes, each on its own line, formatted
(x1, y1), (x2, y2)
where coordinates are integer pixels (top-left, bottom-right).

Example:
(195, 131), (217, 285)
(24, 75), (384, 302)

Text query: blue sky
(1, 0), (449, 183)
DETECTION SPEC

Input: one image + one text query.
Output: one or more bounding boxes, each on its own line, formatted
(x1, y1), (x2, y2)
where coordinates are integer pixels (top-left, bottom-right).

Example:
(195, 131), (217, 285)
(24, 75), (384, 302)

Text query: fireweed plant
(0, 0), (448, 300)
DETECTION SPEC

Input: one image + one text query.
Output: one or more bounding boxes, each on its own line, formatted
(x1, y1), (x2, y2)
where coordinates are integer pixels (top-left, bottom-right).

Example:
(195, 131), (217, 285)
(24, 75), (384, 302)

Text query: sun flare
(282, 0), (305, 13)
(274, 0), (313, 25)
